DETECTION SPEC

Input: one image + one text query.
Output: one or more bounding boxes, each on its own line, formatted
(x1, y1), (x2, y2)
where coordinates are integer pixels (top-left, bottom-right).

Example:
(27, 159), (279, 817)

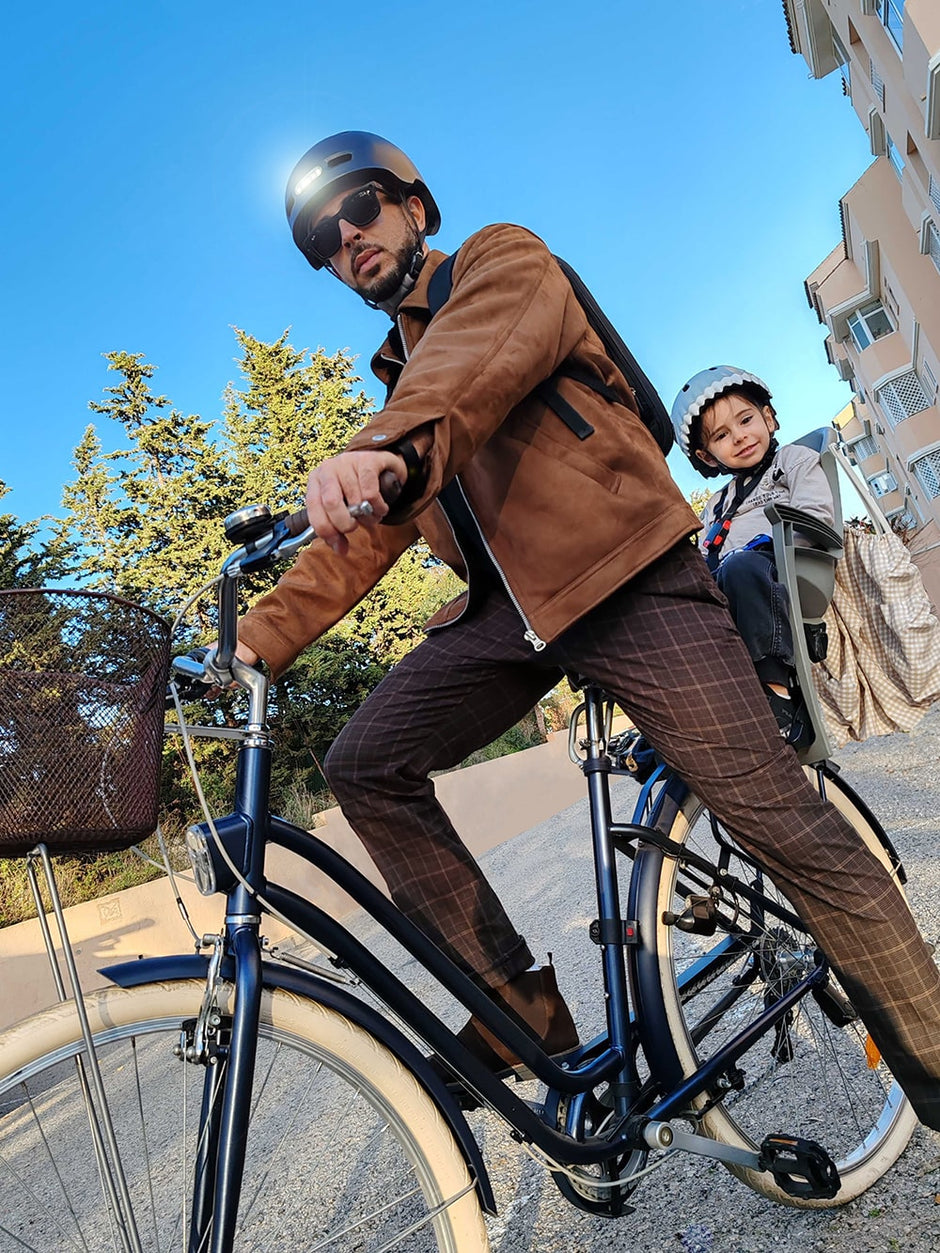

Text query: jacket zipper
(397, 313), (546, 652)
(396, 313), (410, 361)
(451, 477), (547, 652)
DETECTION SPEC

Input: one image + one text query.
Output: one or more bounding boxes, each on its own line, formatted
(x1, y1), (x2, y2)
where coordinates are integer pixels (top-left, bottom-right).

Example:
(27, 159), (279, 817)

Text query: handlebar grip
(284, 469), (403, 537)
(285, 508), (311, 537)
(380, 468), (403, 504)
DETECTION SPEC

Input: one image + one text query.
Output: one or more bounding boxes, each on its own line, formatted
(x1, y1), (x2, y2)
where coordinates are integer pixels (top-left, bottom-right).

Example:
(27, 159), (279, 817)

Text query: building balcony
(858, 449), (889, 477)
(870, 486), (905, 516)
(906, 0), (940, 140)
(836, 409), (867, 442)
(807, 249), (865, 318)
(855, 330), (914, 386)
(782, 0), (842, 78)
(887, 403), (940, 461)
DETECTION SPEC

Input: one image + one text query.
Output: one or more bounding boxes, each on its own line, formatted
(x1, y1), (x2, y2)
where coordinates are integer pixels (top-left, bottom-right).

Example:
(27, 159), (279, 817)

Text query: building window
(886, 134), (905, 180)
(852, 435), (879, 460)
(930, 174), (940, 217)
(847, 300), (894, 351)
(877, 371), (931, 424)
(913, 450), (940, 498)
(869, 471), (898, 497)
(923, 358), (939, 400)
(875, 0), (904, 52)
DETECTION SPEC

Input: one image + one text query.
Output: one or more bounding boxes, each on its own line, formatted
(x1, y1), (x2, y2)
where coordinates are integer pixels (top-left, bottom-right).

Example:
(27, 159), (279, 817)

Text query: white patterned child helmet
(670, 366), (774, 477)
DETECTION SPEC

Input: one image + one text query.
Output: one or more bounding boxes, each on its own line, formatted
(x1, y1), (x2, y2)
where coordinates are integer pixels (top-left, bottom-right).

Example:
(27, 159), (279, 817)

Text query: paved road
(333, 707), (940, 1253)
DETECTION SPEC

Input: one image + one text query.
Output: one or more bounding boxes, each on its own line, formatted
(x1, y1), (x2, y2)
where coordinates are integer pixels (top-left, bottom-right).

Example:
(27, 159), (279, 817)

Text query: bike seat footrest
(757, 1134), (840, 1199)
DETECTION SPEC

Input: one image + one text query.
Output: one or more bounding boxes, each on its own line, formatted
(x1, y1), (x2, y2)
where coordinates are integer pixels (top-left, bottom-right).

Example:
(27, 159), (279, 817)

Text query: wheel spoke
(0, 982), (485, 1250)
(641, 773), (916, 1204)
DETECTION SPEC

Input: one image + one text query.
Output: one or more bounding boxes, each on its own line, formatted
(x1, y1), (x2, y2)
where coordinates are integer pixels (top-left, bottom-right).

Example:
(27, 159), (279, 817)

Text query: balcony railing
(876, 371), (931, 425)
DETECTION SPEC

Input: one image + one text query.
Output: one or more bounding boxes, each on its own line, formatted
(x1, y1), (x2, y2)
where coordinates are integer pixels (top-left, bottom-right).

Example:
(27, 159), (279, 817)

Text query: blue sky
(1, 0), (872, 526)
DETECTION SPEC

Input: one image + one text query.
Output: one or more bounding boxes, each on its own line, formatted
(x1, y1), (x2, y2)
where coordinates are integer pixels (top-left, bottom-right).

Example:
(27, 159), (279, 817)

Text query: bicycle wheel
(635, 768), (917, 1206)
(0, 978), (489, 1251)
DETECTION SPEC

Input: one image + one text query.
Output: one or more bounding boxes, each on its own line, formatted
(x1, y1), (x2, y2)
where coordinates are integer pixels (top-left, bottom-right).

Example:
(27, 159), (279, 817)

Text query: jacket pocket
(505, 413), (622, 496)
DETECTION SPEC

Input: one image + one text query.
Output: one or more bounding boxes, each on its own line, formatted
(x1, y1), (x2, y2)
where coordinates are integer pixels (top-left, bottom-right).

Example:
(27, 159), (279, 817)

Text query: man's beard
(352, 221), (421, 304)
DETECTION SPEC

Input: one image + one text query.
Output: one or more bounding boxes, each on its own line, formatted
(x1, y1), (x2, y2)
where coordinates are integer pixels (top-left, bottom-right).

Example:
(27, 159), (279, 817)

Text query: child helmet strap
(702, 440), (778, 572)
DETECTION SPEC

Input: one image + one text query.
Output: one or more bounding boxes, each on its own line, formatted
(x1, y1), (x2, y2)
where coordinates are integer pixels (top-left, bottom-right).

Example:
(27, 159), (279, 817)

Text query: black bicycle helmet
(670, 365), (775, 478)
(286, 131), (441, 270)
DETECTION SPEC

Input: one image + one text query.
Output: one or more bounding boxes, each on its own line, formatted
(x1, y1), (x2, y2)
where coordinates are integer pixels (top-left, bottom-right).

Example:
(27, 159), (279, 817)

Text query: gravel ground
(325, 707), (940, 1253)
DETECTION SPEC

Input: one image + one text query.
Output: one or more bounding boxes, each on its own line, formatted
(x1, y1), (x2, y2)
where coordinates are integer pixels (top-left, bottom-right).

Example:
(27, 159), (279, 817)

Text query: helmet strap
(372, 242), (426, 317)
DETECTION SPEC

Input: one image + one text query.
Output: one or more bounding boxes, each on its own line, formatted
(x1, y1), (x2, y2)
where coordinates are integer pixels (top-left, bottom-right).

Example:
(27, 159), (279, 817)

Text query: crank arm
(642, 1119), (762, 1171)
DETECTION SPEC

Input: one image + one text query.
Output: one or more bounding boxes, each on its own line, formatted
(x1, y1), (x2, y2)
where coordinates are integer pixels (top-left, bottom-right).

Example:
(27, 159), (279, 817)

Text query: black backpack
(427, 250), (674, 456)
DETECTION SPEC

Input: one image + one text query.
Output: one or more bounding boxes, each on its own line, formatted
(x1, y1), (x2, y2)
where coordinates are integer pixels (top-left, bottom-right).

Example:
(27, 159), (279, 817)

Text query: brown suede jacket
(240, 224), (699, 677)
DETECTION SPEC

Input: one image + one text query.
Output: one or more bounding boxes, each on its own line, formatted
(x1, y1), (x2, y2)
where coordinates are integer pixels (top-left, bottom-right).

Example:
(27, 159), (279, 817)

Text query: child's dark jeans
(714, 547), (794, 685)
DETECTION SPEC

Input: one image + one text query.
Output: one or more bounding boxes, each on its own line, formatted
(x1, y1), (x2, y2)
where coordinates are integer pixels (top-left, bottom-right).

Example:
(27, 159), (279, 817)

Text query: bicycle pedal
(757, 1133), (840, 1200)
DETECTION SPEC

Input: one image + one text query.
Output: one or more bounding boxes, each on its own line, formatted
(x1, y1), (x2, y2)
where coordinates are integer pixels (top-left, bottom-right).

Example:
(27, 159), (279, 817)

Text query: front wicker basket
(0, 588), (171, 857)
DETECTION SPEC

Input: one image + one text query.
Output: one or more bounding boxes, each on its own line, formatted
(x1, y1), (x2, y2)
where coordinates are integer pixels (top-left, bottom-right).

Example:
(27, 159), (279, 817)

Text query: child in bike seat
(670, 365), (836, 748)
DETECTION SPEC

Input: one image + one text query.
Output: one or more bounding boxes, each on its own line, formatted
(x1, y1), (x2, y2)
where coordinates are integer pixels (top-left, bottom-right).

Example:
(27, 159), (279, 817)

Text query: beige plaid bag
(811, 523), (940, 747)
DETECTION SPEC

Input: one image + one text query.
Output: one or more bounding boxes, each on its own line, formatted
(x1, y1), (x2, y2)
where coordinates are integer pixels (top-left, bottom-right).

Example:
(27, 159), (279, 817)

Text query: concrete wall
(0, 729), (588, 1033)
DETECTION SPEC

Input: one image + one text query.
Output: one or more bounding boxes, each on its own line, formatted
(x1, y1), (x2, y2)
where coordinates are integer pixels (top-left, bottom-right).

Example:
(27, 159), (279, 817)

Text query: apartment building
(783, 0), (940, 601)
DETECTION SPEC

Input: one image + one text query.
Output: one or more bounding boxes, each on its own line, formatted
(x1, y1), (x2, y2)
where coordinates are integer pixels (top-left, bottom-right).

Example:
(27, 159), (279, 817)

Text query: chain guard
(541, 1037), (647, 1217)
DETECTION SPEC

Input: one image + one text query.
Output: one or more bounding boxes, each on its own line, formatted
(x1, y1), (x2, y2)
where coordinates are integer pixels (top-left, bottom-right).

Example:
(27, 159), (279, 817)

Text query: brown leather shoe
(431, 965), (579, 1090)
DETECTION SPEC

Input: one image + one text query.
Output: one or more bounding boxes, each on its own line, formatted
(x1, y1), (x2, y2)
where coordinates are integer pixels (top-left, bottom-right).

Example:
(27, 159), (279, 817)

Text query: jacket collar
(371, 248), (450, 385)
(397, 248), (449, 316)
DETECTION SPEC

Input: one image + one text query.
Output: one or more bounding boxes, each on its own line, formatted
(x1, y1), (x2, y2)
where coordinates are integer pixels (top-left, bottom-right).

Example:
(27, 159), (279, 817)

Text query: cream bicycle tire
(0, 977), (489, 1251)
(641, 769), (917, 1207)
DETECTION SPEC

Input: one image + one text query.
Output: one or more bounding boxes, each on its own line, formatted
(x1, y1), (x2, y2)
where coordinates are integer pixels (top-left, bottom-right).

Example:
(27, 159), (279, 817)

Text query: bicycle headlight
(185, 825), (217, 896)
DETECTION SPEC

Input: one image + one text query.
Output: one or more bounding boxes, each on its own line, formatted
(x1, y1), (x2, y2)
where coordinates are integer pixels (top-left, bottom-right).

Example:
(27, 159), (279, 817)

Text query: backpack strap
(425, 247), (669, 450)
(533, 378), (595, 440)
(431, 248), (590, 440)
(551, 256), (672, 453)
(427, 251), (459, 319)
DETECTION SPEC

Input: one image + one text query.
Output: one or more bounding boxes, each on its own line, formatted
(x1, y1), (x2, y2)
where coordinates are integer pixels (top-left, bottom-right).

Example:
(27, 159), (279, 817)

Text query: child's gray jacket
(699, 443), (836, 563)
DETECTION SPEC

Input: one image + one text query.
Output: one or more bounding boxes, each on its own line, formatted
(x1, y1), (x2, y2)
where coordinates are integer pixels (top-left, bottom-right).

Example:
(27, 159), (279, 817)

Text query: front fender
(102, 954), (495, 1214)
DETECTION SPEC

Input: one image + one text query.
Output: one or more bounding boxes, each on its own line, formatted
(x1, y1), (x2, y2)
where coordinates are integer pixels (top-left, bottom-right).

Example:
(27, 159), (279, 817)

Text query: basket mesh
(0, 589), (171, 856)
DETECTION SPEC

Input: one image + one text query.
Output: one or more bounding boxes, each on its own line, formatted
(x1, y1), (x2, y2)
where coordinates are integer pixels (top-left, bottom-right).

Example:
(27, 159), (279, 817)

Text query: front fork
(187, 733), (271, 1253)
(183, 920), (265, 1253)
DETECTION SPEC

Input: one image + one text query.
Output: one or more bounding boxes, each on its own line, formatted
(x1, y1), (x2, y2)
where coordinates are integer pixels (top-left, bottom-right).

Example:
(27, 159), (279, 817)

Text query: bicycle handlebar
(282, 468), (403, 538)
(171, 469), (404, 697)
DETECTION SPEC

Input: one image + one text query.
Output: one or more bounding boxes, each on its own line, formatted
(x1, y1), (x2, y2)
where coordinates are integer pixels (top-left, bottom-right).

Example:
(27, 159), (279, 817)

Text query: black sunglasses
(305, 184), (385, 263)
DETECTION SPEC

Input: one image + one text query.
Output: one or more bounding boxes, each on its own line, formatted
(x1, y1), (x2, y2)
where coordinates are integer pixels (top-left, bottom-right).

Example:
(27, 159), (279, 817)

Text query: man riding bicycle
(234, 130), (940, 1127)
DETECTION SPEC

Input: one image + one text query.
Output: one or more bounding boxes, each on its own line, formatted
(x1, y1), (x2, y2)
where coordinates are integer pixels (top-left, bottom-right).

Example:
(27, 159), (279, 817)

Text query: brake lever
(166, 647), (216, 708)
(232, 517), (298, 576)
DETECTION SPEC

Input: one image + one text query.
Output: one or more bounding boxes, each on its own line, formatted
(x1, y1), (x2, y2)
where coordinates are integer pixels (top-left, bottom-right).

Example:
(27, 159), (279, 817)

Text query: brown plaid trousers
(324, 540), (940, 1129)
